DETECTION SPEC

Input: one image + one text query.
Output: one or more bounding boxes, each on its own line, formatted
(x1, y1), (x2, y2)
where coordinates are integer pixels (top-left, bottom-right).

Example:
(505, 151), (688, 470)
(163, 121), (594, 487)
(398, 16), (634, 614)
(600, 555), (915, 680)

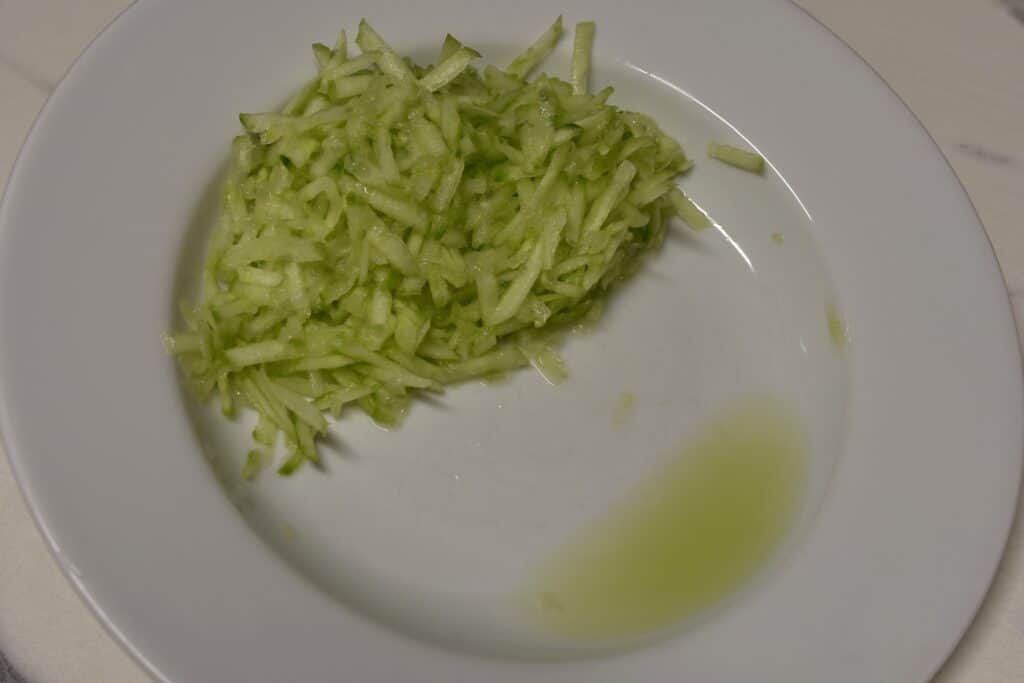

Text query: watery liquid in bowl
(528, 396), (806, 643)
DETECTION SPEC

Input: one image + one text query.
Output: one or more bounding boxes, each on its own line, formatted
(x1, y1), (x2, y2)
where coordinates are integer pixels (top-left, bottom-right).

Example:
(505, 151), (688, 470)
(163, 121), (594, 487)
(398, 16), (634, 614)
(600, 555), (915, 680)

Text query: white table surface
(1, 1), (1023, 681)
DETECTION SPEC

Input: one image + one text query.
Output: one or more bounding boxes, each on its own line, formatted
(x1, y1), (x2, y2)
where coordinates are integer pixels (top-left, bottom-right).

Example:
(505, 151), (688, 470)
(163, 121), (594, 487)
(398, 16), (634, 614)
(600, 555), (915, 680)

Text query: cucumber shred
(707, 141), (765, 174)
(166, 18), (707, 475)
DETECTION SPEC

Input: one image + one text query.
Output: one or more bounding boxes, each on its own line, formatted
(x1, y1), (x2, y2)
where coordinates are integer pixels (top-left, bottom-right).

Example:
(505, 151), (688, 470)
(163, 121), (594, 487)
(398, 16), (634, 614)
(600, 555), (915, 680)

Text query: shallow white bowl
(0, 0), (1020, 681)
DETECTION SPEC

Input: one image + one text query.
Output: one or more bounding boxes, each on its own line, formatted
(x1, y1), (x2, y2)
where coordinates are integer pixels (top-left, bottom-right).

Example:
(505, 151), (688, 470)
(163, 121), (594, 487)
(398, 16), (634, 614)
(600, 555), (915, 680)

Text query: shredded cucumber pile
(166, 18), (718, 476)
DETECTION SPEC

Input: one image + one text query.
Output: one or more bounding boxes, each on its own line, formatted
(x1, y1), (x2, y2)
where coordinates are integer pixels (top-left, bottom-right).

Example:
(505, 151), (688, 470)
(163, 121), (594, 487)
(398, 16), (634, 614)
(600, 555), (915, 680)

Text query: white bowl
(0, 0), (1020, 681)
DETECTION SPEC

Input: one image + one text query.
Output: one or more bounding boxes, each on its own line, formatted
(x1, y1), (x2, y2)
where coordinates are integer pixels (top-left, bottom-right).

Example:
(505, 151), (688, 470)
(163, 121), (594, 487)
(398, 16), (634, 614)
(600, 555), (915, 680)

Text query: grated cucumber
(166, 18), (713, 475)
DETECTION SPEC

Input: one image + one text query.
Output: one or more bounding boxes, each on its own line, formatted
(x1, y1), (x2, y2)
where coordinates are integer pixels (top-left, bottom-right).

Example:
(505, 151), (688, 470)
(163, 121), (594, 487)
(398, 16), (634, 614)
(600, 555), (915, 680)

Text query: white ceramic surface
(0, 1), (1020, 682)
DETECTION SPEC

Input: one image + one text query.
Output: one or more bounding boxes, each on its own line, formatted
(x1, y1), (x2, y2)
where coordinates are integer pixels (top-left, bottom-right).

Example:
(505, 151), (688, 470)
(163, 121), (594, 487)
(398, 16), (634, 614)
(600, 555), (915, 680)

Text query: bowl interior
(175, 44), (849, 657)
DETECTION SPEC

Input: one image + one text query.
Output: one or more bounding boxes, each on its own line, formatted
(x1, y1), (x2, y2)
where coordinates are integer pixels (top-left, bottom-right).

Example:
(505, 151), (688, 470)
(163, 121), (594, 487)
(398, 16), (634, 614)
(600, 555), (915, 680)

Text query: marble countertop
(1, 1), (1023, 681)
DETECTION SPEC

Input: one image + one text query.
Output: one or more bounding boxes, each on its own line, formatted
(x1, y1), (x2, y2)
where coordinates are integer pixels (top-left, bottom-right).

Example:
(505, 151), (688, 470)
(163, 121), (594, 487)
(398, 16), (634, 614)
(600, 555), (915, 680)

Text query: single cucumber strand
(668, 188), (712, 230)
(420, 47), (478, 92)
(506, 16), (563, 79)
(708, 141), (765, 174)
(571, 22), (596, 95)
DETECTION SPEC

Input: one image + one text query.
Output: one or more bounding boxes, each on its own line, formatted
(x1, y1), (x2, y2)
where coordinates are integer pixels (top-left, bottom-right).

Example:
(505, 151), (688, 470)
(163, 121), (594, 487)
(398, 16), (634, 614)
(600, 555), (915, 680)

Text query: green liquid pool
(827, 304), (847, 351)
(531, 396), (807, 642)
